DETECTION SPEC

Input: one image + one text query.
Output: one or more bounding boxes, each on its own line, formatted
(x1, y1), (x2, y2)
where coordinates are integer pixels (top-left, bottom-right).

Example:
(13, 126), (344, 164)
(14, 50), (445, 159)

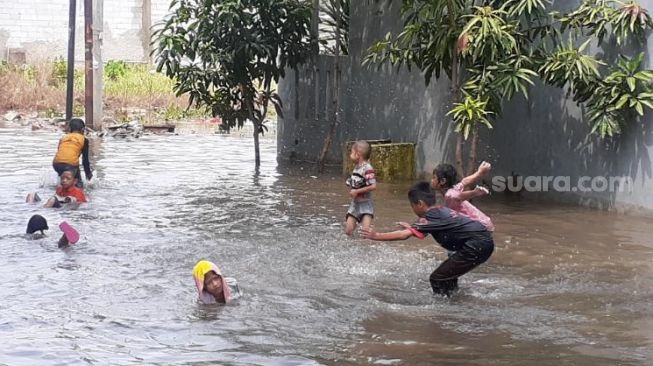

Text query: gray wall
(278, 0), (653, 210)
(482, 0), (653, 210)
(278, 0), (455, 174)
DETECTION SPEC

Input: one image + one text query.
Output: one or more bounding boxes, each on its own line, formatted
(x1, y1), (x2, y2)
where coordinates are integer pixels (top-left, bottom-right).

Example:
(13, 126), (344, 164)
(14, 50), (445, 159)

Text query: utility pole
(65, 0), (76, 122)
(142, 0), (152, 63)
(84, 0), (103, 130)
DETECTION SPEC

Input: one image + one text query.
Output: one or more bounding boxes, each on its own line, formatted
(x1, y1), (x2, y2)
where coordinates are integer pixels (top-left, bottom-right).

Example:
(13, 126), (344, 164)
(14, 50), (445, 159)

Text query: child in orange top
(53, 118), (92, 188)
(44, 170), (88, 208)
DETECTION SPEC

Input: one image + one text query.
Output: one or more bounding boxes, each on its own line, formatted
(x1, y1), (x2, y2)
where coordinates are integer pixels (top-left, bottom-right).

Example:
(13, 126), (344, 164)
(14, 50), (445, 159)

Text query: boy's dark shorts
(346, 200), (374, 222)
(53, 162), (78, 176)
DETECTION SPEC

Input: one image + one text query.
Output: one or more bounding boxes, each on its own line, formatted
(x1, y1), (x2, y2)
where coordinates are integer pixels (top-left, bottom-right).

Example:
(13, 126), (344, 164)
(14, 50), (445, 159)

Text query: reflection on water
(0, 126), (652, 365)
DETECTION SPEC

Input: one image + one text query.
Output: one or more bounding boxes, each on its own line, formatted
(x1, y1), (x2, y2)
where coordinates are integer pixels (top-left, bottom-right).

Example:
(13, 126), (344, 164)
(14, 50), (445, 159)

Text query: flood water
(1, 126), (652, 365)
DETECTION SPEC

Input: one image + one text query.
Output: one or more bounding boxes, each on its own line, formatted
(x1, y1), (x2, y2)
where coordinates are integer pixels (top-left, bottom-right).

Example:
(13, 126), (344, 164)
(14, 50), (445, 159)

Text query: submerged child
(25, 215), (79, 247)
(26, 214), (49, 240)
(432, 162), (494, 231)
(192, 260), (241, 304)
(53, 118), (93, 188)
(345, 141), (377, 236)
(362, 182), (494, 296)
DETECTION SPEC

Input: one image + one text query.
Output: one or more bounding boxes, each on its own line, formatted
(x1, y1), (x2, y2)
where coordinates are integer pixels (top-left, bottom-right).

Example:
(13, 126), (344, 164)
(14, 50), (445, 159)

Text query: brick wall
(0, 0), (171, 63)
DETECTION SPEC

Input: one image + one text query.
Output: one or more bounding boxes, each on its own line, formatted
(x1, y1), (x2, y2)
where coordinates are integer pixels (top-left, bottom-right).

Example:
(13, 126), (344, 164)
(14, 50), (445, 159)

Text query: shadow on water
(0, 127), (652, 365)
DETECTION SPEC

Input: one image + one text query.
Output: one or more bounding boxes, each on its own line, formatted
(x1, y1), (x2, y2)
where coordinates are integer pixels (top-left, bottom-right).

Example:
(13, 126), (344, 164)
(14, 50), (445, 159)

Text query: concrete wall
(278, 0), (653, 210)
(0, 0), (171, 63)
(278, 0), (454, 174)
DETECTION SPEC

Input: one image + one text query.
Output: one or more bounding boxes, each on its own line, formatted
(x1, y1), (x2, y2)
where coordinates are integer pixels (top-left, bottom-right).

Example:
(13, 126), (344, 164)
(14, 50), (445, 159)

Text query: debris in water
(3, 111), (21, 121)
(372, 359), (402, 365)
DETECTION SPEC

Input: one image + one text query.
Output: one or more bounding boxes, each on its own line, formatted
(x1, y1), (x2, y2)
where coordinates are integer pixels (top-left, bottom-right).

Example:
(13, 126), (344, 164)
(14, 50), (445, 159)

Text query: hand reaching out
(396, 222), (412, 229)
(477, 161), (491, 176)
(474, 185), (490, 196)
(360, 227), (376, 240)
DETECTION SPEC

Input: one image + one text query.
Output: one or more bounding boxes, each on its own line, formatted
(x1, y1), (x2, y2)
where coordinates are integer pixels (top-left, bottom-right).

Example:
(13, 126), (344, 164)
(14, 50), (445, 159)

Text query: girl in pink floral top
(431, 162), (495, 232)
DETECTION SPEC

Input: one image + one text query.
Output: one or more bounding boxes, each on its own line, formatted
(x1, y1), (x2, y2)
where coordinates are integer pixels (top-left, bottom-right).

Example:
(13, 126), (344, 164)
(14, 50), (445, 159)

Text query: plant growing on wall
(365, 0), (653, 175)
(153, 0), (314, 168)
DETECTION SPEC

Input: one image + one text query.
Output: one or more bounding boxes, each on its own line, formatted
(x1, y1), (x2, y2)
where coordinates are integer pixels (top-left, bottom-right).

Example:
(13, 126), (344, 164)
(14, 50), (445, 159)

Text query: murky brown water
(1, 126), (652, 365)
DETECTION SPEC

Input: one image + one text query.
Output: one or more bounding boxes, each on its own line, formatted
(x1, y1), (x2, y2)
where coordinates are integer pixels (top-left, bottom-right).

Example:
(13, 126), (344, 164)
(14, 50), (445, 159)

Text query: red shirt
(55, 185), (88, 203)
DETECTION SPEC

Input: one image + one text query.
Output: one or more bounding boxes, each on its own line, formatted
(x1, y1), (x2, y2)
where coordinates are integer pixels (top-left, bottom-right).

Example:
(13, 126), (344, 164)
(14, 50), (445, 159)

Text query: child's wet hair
(408, 181), (436, 206)
(60, 169), (77, 180)
(353, 141), (371, 160)
(26, 214), (48, 234)
(69, 118), (85, 133)
(433, 163), (459, 189)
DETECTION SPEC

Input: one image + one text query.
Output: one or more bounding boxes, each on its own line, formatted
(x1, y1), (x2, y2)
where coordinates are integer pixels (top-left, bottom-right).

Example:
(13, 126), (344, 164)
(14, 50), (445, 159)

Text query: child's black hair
(69, 118), (85, 133)
(408, 181), (436, 206)
(433, 163), (459, 189)
(60, 168), (77, 178)
(26, 215), (48, 234)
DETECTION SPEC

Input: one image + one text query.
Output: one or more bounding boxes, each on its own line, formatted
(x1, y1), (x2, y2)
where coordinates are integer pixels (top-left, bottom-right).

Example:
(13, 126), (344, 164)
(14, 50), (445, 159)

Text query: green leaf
(627, 77), (636, 92)
(640, 99), (653, 110)
(615, 94), (630, 109)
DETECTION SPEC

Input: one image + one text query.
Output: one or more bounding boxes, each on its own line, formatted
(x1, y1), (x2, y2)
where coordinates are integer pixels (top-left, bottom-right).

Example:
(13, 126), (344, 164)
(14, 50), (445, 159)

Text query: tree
(318, 0), (350, 56)
(365, 0), (653, 175)
(153, 0), (315, 168)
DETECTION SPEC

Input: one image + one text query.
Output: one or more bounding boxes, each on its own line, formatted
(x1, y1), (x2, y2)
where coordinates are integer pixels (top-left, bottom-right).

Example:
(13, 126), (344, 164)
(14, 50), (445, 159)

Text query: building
(0, 0), (170, 63)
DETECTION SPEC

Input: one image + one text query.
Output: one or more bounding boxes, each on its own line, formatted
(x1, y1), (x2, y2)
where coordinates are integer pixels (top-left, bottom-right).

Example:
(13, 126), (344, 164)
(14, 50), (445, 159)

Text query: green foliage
(51, 57), (67, 85)
(448, 94), (493, 139)
(51, 57), (83, 88)
(22, 65), (36, 82)
(561, 0), (653, 45)
(365, 0), (653, 140)
(460, 6), (517, 62)
(105, 60), (128, 80)
(104, 64), (176, 97)
(161, 103), (210, 121)
(540, 38), (602, 90)
(153, 0), (314, 139)
(319, 0), (350, 55)
(580, 53), (653, 137)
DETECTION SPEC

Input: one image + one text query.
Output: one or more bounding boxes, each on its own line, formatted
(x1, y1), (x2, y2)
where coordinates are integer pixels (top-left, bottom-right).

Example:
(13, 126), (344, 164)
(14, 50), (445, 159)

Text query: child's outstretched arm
(460, 161), (491, 189)
(361, 227), (413, 241)
(456, 185), (490, 201)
